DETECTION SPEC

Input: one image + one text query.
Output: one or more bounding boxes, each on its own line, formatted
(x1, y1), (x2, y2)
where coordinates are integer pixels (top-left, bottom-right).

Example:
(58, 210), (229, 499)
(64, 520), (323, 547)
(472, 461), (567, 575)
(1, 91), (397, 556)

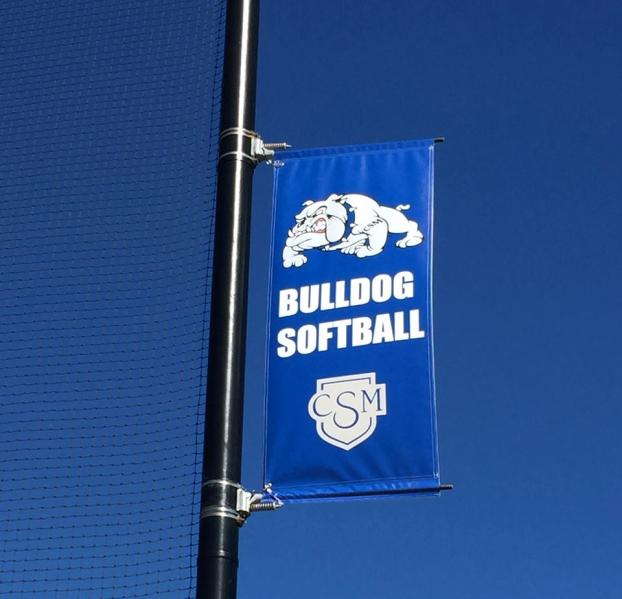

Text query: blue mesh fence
(0, 1), (225, 596)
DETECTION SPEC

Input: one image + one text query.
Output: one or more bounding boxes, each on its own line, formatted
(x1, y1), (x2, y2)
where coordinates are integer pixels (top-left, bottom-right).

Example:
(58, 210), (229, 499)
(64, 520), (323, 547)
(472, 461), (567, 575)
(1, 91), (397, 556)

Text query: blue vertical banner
(264, 140), (440, 502)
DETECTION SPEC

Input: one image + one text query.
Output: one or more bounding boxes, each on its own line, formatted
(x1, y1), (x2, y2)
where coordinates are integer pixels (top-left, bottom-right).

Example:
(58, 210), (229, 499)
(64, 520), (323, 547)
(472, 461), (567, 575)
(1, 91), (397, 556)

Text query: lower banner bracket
(236, 484), (284, 524)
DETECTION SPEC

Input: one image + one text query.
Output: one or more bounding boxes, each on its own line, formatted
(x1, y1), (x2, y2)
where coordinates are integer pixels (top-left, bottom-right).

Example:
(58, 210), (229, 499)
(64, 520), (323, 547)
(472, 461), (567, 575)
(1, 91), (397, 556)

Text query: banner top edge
(274, 138), (435, 160)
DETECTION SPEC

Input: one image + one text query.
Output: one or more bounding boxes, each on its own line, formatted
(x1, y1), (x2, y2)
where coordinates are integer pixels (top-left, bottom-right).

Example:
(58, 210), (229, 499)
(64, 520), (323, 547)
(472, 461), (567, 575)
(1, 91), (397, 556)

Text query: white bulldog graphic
(283, 195), (348, 268)
(282, 193), (423, 267)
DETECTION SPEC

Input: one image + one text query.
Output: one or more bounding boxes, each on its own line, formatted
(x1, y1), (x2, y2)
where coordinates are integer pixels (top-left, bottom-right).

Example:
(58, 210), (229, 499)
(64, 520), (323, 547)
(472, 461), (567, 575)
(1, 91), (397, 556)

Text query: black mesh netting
(0, 1), (225, 596)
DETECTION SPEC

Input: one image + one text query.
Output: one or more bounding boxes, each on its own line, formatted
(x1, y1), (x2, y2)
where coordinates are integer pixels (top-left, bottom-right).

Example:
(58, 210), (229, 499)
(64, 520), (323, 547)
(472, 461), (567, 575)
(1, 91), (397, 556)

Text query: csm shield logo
(307, 373), (387, 450)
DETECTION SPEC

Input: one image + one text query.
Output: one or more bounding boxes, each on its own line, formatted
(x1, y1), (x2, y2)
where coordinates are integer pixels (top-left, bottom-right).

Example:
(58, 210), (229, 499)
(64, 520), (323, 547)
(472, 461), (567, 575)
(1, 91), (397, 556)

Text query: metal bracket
(236, 484), (284, 525)
(202, 478), (241, 490)
(251, 137), (291, 164)
(219, 127), (290, 166)
(200, 480), (282, 526)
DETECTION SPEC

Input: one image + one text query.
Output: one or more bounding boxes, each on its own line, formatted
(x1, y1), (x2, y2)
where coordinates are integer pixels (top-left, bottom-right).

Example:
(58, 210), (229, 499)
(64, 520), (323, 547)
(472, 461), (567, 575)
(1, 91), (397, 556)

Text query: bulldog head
(285, 194), (347, 251)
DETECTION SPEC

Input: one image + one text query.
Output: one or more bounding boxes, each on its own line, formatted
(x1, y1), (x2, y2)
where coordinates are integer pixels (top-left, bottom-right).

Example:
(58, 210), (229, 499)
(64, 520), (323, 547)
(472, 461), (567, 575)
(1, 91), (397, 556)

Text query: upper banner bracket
(219, 127), (290, 166)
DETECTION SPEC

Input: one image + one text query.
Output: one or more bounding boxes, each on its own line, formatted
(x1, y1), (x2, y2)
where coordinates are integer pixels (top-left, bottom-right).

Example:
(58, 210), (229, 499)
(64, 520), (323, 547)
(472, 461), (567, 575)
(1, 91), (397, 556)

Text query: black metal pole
(196, 0), (260, 598)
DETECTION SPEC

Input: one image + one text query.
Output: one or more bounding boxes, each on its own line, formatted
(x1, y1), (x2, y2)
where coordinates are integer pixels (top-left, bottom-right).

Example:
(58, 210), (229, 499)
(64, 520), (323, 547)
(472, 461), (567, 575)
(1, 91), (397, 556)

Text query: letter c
(310, 393), (332, 418)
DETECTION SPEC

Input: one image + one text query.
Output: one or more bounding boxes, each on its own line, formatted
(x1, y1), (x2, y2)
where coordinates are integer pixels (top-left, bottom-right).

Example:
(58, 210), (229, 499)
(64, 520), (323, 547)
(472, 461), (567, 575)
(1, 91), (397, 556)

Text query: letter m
(361, 384), (386, 416)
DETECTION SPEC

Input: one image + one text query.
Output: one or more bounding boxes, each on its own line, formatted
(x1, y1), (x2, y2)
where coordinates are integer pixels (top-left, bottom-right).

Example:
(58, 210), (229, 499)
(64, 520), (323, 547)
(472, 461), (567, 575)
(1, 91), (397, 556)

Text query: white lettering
(297, 324), (317, 354)
(278, 272), (416, 318)
(372, 313), (394, 344)
(278, 289), (298, 317)
(394, 271), (414, 299)
(275, 309), (426, 358)
(333, 319), (351, 348)
(334, 280), (350, 309)
(275, 270), (427, 357)
(317, 321), (334, 352)
(350, 277), (370, 306)
(409, 309), (425, 339)
(352, 317), (373, 346)
(371, 274), (392, 303)
(320, 282), (335, 311)
(276, 328), (296, 358)
(300, 285), (319, 314)
(393, 311), (409, 341)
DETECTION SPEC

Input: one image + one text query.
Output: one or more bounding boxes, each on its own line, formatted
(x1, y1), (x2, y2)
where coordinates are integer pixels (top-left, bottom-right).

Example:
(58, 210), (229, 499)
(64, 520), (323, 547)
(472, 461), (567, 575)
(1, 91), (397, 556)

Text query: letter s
(333, 391), (359, 429)
(276, 328), (296, 358)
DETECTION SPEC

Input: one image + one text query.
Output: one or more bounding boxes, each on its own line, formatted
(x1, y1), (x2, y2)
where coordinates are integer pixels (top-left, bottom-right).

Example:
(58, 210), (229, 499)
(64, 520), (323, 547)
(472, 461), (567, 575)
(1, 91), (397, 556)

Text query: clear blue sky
(241, 1), (621, 597)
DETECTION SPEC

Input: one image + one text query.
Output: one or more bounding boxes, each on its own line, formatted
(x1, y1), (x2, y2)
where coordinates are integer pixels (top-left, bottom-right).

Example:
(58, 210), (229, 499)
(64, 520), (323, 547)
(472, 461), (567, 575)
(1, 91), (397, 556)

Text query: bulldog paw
(284, 254), (307, 268)
(396, 233), (423, 248)
(355, 246), (381, 258)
